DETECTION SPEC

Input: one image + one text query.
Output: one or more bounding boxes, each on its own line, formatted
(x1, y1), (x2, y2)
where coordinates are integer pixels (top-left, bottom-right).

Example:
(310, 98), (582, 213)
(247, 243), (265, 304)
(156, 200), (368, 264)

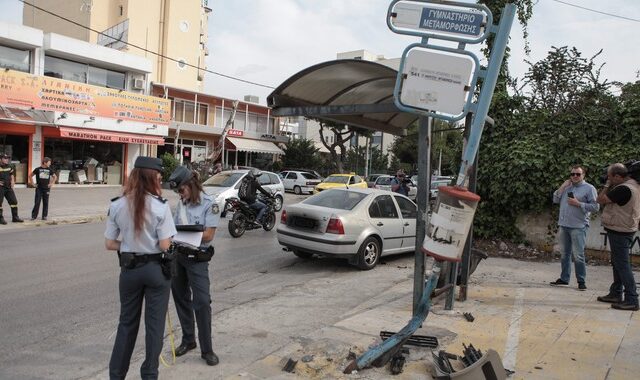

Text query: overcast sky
(1, 0), (638, 104)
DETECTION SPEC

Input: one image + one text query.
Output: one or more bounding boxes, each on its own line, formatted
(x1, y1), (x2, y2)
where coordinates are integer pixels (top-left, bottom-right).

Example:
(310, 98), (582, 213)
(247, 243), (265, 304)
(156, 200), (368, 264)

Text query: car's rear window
(301, 172), (319, 179)
(377, 176), (392, 185)
(303, 190), (367, 210)
(324, 175), (348, 184)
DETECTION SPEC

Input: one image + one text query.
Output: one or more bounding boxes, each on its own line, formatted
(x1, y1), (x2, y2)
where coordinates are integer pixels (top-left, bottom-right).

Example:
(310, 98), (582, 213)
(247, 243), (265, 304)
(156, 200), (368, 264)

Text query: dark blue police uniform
(105, 191), (176, 379)
(172, 192), (220, 361)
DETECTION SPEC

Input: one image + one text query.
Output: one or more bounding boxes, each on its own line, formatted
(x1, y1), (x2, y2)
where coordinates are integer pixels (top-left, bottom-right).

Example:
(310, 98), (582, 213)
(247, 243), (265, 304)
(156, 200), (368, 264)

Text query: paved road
(0, 194), (415, 379)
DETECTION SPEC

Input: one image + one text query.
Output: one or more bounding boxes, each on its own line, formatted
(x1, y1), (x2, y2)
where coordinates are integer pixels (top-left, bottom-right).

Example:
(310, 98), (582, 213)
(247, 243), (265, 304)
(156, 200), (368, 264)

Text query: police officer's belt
(118, 252), (163, 268)
(175, 245), (214, 262)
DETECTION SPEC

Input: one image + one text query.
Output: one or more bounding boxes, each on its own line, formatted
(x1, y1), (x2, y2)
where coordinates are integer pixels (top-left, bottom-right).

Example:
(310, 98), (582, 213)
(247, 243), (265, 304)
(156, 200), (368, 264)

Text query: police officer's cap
(134, 156), (163, 172)
(168, 165), (193, 190)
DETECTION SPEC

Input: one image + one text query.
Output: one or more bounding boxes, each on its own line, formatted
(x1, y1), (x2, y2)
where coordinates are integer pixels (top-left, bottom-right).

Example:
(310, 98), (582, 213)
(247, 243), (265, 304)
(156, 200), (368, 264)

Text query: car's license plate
(293, 217), (315, 229)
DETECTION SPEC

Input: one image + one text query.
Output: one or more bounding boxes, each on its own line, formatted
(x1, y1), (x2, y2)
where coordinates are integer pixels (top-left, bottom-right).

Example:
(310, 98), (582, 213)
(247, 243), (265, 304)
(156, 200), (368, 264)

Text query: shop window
(44, 55), (125, 90)
(184, 101), (195, 123)
(257, 115), (268, 134)
(174, 100), (184, 121)
(194, 140), (206, 146)
(45, 56), (87, 83)
(234, 110), (246, 131)
(197, 103), (208, 125)
(88, 66), (125, 90)
(0, 45), (30, 72)
(181, 139), (194, 145)
(246, 113), (258, 132)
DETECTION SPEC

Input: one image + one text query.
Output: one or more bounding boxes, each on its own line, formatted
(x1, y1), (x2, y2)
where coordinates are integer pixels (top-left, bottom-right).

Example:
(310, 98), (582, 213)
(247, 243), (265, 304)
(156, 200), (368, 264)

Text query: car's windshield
(202, 172), (244, 187)
(376, 176), (392, 185)
(303, 189), (366, 210)
(323, 175), (348, 184)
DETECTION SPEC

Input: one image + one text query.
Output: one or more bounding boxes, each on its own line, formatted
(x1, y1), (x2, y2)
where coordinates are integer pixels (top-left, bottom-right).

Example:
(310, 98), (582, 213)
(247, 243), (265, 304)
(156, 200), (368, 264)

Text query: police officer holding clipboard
(104, 157), (177, 380)
(168, 166), (220, 366)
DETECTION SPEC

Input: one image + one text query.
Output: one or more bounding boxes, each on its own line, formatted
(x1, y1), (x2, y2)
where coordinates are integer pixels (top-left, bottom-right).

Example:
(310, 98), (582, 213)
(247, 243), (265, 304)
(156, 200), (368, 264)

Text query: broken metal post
(343, 258), (441, 374)
(413, 115), (431, 315)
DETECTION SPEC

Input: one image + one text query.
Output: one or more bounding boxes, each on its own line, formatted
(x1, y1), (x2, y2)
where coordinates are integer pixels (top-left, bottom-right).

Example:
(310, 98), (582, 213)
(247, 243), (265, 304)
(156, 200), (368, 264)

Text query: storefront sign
(0, 69), (170, 125)
(227, 129), (243, 137)
(58, 127), (165, 145)
(260, 134), (277, 140)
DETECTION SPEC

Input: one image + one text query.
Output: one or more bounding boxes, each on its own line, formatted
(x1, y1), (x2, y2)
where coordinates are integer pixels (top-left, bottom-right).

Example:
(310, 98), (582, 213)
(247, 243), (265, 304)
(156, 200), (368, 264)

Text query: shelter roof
(267, 60), (418, 136)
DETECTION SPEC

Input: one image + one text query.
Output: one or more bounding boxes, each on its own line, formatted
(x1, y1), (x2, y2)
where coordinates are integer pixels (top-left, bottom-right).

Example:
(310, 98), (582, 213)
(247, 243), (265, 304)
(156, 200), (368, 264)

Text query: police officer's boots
(11, 209), (23, 223)
(0, 215), (6, 225)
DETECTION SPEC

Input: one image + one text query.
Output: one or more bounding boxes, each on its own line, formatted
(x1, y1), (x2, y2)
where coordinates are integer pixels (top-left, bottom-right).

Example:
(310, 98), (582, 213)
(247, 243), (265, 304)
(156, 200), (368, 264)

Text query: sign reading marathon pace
(388, 0), (489, 42)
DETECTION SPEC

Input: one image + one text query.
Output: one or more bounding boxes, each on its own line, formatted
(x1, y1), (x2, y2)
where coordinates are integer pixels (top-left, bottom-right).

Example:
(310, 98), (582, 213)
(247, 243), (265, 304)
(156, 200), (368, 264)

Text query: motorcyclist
(238, 168), (273, 226)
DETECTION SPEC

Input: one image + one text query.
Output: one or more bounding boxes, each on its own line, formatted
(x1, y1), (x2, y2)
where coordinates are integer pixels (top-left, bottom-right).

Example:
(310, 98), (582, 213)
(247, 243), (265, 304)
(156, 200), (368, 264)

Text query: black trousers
(109, 261), (170, 380)
(32, 187), (50, 218)
(171, 254), (213, 354)
(0, 186), (19, 218)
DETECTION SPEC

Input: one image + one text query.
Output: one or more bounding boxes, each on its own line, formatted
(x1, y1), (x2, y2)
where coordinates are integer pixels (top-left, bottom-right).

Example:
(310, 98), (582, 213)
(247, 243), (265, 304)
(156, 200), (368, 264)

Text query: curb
(0, 215), (106, 230)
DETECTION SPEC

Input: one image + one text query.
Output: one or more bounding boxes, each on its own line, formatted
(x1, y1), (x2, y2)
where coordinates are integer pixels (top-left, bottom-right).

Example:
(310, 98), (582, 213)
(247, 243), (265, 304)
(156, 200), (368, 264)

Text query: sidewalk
(0, 185), (179, 229)
(148, 258), (639, 380)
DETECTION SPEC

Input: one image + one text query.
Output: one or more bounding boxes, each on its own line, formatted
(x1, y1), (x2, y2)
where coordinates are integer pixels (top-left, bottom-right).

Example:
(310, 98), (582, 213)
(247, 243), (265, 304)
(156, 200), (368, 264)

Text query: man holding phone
(550, 165), (599, 290)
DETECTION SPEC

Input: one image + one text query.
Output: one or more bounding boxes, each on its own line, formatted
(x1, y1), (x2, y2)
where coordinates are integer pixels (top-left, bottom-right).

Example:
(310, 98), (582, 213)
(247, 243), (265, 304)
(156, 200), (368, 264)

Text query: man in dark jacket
(238, 169), (272, 225)
(0, 153), (24, 224)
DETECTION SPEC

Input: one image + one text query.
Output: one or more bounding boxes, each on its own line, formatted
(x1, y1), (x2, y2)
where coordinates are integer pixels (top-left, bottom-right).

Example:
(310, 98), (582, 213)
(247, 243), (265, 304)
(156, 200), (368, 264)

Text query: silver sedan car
(277, 188), (418, 270)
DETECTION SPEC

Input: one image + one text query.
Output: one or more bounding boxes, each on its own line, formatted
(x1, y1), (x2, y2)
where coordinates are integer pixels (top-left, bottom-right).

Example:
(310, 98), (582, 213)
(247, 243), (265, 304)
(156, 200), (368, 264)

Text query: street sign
(388, 0), (490, 43)
(396, 45), (476, 116)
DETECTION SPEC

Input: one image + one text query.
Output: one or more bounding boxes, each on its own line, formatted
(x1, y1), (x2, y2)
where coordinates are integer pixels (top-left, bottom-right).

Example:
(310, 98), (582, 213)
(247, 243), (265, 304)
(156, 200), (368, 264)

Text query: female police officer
(104, 156), (176, 380)
(168, 166), (220, 366)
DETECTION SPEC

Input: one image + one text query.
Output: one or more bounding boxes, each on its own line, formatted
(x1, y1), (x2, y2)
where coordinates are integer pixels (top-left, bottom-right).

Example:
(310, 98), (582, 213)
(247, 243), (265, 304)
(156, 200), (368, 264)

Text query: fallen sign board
(396, 45), (476, 117)
(388, 0), (490, 43)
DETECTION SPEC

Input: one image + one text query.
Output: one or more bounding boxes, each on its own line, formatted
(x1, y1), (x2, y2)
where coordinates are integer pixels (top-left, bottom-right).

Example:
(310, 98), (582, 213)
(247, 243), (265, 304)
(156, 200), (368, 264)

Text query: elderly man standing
(550, 165), (599, 290)
(596, 163), (640, 311)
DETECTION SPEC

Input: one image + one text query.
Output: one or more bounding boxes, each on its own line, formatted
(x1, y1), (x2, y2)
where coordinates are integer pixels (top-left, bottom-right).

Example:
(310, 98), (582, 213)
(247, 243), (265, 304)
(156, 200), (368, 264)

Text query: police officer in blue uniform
(104, 156), (177, 380)
(168, 166), (220, 366)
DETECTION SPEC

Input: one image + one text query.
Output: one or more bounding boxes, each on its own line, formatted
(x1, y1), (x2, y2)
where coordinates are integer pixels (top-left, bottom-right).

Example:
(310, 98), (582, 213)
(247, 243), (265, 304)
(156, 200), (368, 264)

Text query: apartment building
(23, 0), (210, 91)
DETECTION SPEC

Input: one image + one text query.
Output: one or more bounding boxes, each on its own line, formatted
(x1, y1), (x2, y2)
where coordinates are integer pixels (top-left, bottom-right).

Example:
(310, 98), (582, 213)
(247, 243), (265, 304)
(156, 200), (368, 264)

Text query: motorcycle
(222, 193), (277, 238)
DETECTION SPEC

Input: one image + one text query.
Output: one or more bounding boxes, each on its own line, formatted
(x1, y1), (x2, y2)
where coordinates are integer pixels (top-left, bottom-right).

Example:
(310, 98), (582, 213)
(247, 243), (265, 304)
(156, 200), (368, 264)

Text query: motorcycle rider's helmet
(251, 168), (262, 177)
(168, 165), (193, 190)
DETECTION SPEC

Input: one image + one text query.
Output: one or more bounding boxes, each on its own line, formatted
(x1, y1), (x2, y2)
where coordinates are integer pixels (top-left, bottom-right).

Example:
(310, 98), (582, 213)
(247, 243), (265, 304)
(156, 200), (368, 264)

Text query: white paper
(173, 231), (203, 249)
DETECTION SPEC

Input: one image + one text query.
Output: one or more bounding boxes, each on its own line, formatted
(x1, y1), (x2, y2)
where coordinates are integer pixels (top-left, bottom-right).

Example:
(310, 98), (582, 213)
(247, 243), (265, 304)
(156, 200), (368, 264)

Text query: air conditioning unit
(132, 78), (145, 90)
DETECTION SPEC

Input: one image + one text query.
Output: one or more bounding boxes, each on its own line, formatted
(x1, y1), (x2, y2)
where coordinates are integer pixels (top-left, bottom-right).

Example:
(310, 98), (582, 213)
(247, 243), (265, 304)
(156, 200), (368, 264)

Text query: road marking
(503, 287), (524, 370)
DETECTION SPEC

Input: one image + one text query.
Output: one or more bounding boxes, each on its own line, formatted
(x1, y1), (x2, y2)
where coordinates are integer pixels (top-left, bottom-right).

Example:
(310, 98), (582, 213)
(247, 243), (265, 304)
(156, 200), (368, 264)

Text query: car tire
(292, 250), (313, 259)
(273, 195), (283, 211)
(293, 186), (302, 195)
(356, 236), (381, 270)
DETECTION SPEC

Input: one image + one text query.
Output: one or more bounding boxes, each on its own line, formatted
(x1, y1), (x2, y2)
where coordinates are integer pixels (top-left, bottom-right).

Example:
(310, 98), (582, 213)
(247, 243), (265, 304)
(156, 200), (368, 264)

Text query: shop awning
(0, 106), (52, 125)
(227, 137), (285, 155)
(57, 127), (165, 145)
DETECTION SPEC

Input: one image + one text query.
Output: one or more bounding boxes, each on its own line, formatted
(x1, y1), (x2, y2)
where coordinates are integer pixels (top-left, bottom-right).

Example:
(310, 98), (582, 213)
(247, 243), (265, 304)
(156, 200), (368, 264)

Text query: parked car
(277, 188), (418, 270)
(365, 173), (387, 188)
(280, 168), (323, 180)
(314, 173), (368, 193)
(201, 169), (285, 211)
(373, 175), (417, 200)
(280, 170), (322, 194)
(430, 179), (451, 199)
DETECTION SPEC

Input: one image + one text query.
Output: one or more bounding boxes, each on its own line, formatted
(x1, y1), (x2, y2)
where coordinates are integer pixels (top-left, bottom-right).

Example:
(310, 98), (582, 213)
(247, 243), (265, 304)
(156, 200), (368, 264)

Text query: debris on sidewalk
(282, 358), (297, 373)
(432, 343), (507, 379)
(389, 350), (407, 375)
(463, 312), (475, 322)
(380, 330), (439, 348)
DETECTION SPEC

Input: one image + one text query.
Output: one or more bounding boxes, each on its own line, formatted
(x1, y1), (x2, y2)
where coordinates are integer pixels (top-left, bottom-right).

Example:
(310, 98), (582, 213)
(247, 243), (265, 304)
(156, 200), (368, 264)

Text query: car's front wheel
(273, 195), (283, 211)
(356, 236), (380, 270)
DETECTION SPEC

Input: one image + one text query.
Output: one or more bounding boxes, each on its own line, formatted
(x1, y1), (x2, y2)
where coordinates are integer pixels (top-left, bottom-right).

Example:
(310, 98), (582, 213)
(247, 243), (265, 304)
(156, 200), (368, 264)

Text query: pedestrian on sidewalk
(0, 153), (24, 224)
(104, 156), (177, 380)
(596, 163), (640, 311)
(168, 166), (220, 366)
(29, 157), (57, 221)
(550, 165), (599, 290)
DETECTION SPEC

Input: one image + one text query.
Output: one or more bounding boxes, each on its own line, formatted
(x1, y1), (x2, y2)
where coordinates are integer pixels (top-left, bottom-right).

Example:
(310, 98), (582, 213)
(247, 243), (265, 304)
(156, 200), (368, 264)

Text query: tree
(313, 118), (371, 173)
(344, 145), (389, 175)
(282, 138), (321, 170)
